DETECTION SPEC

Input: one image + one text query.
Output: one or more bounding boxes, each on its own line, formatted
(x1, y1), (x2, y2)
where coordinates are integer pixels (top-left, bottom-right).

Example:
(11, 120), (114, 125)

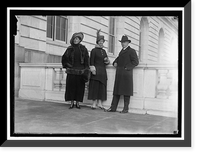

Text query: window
(139, 17), (149, 62)
(108, 17), (115, 54)
(139, 31), (142, 60)
(47, 16), (54, 38)
(47, 16), (68, 43)
(158, 28), (164, 62)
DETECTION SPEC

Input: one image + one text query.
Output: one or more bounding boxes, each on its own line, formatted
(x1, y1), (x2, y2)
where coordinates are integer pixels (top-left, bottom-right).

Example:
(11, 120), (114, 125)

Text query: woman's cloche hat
(96, 29), (105, 44)
(119, 35), (131, 43)
(73, 32), (84, 41)
(70, 32), (84, 45)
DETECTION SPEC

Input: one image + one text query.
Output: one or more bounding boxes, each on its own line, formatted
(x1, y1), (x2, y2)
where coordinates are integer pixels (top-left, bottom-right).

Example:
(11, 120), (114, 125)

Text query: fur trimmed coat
(61, 44), (89, 70)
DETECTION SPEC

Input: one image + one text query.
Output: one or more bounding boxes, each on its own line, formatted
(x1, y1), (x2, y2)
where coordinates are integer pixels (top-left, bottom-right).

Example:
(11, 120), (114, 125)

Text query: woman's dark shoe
(98, 106), (106, 111)
(69, 103), (75, 109)
(91, 106), (97, 110)
(106, 108), (116, 112)
(76, 102), (81, 109)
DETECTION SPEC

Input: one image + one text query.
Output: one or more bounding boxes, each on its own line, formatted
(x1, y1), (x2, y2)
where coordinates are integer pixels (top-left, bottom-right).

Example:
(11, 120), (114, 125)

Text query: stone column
(156, 69), (170, 99)
(60, 68), (67, 92)
(68, 16), (81, 40)
(143, 69), (157, 98)
(114, 16), (125, 56)
(14, 45), (25, 97)
(45, 67), (54, 91)
(53, 68), (62, 91)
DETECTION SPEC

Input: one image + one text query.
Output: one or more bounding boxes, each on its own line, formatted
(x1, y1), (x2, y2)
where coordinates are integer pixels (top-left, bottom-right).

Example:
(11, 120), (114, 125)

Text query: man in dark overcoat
(106, 35), (139, 113)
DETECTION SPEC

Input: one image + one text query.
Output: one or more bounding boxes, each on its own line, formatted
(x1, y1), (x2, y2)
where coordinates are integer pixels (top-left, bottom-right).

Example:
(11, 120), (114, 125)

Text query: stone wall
(18, 63), (178, 117)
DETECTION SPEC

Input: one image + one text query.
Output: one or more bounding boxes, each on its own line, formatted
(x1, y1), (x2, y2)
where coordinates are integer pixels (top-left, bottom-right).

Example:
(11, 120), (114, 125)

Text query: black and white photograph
(2, 4), (192, 148)
(14, 14), (179, 135)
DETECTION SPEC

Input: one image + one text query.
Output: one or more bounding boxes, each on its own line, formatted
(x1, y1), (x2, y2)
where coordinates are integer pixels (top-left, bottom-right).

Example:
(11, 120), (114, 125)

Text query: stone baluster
(60, 68), (67, 92)
(45, 67), (54, 91)
(156, 69), (170, 99)
(165, 71), (173, 98)
(167, 70), (178, 100)
(53, 68), (62, 91)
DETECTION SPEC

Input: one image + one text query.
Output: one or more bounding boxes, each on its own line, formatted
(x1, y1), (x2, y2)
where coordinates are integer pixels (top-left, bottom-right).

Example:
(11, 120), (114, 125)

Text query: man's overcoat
(113, 46), (139, 96)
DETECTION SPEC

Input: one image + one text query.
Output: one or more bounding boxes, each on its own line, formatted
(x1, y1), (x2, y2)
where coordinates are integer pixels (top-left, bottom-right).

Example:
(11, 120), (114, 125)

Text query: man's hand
(113, 62), (117, 67)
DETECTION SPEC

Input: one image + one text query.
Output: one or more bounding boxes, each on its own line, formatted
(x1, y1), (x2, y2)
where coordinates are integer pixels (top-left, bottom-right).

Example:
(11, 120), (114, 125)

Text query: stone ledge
(146, 110), (177, 118)
(19, 89), (45, 101)
(19, 62), (178, 69)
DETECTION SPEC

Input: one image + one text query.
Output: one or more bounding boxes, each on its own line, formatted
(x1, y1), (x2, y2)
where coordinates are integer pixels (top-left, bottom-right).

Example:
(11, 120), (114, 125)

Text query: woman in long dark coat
(61, 32), (89, 109)
(88, 29), (110, 110)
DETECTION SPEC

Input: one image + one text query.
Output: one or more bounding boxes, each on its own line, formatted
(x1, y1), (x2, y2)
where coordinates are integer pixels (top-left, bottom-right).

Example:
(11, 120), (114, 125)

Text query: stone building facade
(15, 16), (178, 117)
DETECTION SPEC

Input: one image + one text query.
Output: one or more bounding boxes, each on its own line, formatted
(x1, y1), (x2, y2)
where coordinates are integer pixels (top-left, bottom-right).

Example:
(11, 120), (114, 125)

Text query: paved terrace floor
(14, 98), (178, 135)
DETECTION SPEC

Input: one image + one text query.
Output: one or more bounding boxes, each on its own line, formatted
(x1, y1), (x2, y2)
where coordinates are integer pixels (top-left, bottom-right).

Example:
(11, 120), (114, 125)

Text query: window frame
(46, 16), (55, 40)
(139, 17), (149, 62)
(54, 16), (68, 43)
(158, 28), (165, 62)
(46, 16), (69, 44)
(108, 16), (116, 54)
(138, 31), (142, 61)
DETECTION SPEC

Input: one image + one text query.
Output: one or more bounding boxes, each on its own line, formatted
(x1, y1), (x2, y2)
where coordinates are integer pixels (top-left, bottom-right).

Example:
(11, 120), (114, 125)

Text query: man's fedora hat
(119, 35), (131, 43)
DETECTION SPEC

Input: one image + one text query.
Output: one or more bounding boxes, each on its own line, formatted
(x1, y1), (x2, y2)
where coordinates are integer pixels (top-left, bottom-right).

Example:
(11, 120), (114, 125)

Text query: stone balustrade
(18, 63), (178, 117)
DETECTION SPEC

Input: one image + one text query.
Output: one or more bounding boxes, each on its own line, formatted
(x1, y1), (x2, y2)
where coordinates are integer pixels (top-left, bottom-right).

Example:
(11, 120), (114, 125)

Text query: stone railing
(19, 63), (178, 117)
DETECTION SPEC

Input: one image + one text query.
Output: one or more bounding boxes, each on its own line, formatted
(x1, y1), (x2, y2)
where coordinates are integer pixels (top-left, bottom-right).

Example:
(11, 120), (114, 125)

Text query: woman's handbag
(104, 57), (110, 65)
(89, 66), (96, 75)
(82, 68), (91, 83)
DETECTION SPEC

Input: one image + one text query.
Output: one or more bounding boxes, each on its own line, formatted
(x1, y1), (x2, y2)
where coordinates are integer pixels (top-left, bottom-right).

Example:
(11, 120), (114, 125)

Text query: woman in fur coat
(62, 32), (89, 109)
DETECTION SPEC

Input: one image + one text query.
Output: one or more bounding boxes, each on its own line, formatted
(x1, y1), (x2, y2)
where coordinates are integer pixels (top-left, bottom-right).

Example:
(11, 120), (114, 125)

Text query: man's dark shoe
(119, 110), (128, 113)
